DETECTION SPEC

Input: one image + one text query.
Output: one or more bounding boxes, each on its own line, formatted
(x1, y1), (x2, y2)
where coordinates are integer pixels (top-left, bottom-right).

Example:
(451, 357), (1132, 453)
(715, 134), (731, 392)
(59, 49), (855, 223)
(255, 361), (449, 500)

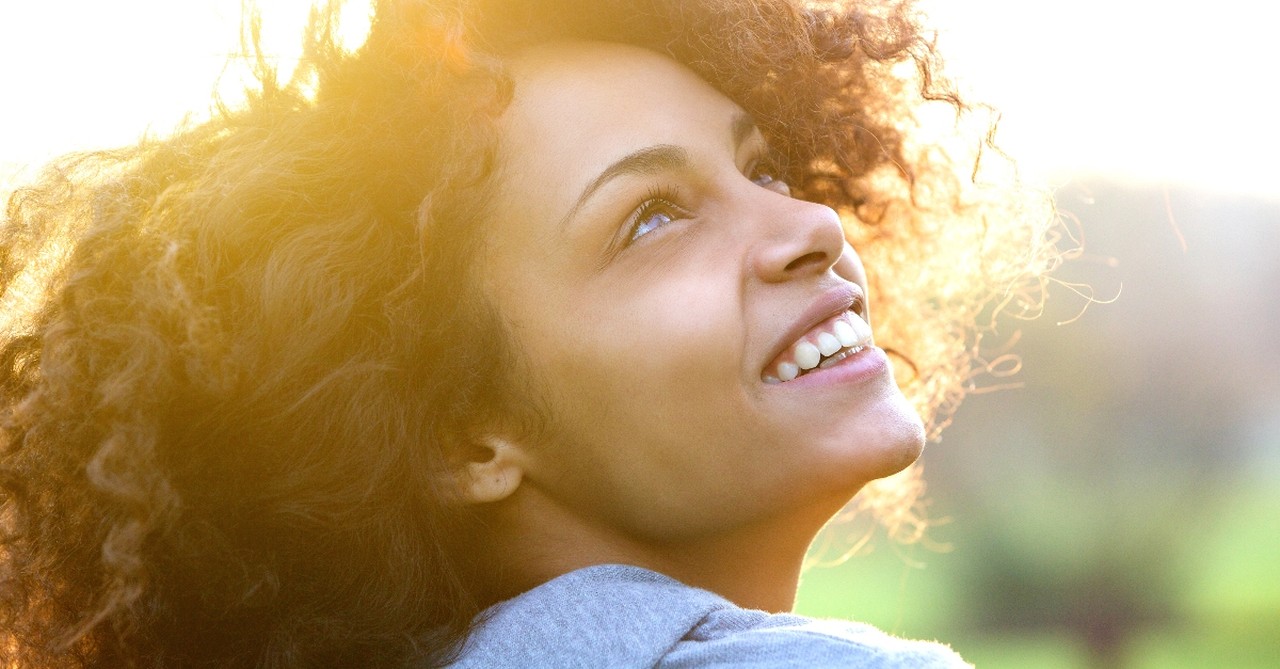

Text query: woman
(0, 0), (1056, 666)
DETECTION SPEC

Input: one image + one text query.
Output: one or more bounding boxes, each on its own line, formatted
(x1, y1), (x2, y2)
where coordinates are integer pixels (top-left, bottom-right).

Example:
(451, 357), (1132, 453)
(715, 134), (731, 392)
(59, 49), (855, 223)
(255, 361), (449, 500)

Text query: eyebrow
(558, 111), (759, 230)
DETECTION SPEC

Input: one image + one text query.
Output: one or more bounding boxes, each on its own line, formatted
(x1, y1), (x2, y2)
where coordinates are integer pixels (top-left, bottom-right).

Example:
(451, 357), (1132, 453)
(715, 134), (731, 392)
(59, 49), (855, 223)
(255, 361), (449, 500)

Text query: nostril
(783, 251), (828, 274)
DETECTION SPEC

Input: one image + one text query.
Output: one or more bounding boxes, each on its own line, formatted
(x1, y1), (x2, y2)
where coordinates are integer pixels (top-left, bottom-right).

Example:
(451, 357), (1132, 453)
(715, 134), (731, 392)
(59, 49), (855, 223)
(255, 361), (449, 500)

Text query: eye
(633, 207), (676, 241)
(627, 187), (689, 243)
(747, 158), (791, 196)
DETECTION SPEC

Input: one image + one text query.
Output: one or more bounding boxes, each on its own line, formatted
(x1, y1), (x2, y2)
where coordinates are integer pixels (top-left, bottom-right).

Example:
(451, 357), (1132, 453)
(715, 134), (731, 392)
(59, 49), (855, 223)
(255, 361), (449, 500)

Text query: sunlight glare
(0, 1), (370, 192)
(1, 0), (1274, 200)
(919, 0), (1277, 199)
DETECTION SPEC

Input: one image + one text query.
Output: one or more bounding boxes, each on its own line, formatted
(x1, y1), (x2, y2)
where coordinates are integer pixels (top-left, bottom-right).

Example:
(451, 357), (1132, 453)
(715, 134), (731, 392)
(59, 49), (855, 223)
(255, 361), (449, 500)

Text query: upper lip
(762, 283), (867, 375)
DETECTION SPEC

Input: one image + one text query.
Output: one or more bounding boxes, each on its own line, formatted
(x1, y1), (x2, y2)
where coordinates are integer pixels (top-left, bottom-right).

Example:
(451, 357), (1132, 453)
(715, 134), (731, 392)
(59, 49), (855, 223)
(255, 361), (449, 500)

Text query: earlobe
(456, 435), (525, 504)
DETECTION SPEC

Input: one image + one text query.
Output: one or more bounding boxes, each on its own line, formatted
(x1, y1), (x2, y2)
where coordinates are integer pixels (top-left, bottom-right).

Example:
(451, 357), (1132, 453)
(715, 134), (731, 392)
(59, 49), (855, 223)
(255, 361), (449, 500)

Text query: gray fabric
(446, 564), (970, 668)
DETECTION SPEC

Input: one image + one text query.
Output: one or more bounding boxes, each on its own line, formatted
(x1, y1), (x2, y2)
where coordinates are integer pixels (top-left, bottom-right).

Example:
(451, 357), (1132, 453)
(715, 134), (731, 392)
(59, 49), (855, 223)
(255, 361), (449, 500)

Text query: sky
(0, 0), (1276, 200)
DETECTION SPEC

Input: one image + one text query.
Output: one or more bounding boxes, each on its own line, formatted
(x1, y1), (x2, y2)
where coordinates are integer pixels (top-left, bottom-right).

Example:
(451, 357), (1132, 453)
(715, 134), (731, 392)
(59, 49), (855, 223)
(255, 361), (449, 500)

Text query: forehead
(496, 41), (744, 197)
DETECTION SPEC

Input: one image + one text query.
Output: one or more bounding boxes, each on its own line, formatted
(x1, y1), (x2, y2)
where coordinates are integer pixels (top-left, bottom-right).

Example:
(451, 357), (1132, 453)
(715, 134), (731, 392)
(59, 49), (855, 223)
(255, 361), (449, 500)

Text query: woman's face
(481, 41), (924, 542)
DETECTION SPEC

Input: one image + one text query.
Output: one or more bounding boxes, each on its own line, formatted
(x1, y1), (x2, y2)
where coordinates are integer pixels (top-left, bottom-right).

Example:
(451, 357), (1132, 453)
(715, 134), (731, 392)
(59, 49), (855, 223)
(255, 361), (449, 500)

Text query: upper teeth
(765, 311), (873, 383)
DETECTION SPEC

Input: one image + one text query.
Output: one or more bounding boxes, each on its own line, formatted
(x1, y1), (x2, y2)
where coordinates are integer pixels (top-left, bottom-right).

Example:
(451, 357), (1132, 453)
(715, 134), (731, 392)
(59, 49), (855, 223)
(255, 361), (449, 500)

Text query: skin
(461, 41), (926, 612)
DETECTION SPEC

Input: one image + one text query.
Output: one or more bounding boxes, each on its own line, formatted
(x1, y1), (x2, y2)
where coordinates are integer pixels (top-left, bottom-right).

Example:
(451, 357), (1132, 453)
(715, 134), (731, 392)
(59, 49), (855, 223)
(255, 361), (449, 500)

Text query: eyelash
(626, 185), (689, 244)
(747, 155), (788, 193)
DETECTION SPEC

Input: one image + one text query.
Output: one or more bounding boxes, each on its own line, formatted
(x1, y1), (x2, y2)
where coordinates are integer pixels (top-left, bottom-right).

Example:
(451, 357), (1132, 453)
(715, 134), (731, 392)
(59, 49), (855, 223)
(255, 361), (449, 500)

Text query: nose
(749, 195), (848, 284)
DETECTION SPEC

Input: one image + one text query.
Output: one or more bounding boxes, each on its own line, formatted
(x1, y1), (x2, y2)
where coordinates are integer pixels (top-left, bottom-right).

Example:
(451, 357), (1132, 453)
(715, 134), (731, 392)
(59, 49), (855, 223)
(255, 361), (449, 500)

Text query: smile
(762, 310), (874, 384)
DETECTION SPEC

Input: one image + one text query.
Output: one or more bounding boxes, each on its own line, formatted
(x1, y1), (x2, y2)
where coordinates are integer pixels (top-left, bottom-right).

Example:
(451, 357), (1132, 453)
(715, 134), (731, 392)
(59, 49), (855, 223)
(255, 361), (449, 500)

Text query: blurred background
(2, 1), (1276, 667)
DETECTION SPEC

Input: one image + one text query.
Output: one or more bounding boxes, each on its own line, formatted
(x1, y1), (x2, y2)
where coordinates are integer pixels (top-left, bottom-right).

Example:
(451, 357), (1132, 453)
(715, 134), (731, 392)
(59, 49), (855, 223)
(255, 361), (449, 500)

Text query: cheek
(532, 276), (744, 433)
(510, 276), (767, 522)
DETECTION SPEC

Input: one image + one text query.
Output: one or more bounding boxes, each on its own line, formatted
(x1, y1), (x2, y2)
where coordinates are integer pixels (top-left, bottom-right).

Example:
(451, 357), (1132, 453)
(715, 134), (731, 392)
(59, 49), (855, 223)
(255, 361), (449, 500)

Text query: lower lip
(767, 345), (890, 389)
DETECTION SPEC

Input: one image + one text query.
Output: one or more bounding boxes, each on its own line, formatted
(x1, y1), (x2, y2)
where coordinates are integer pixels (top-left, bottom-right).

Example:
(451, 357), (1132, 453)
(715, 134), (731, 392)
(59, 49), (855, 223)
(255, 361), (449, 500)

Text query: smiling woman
(472, 43), (929, 609)
(0, 0), (1056, 667)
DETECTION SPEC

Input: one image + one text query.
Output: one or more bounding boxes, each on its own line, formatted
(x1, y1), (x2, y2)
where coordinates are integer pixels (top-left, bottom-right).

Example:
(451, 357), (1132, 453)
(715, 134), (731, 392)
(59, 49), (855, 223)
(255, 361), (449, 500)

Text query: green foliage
(796, 480), (1280, 669)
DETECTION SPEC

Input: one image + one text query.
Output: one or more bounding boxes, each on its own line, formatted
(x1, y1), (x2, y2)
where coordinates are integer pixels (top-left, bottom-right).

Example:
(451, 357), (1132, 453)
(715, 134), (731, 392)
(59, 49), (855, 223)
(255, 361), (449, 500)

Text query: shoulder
(445, 564), (729, 668)
(659, 609), (971, 668)
(444, 565), (968, 669)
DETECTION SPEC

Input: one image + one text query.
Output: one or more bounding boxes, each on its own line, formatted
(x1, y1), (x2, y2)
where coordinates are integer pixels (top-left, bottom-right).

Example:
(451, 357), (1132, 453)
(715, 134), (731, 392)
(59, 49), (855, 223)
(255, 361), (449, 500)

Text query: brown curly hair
(0, 0), (1059, 666)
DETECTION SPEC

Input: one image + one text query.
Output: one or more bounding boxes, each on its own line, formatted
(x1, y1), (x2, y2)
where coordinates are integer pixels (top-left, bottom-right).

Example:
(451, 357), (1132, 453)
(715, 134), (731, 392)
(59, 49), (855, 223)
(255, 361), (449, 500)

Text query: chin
(875, 408), (927, 478)
(832, 392), (927, 484)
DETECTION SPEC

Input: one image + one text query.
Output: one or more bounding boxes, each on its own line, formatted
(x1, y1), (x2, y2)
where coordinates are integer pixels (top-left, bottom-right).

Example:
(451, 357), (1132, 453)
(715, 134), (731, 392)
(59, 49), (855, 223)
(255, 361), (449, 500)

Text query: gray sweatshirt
(446, 564), (970, 668)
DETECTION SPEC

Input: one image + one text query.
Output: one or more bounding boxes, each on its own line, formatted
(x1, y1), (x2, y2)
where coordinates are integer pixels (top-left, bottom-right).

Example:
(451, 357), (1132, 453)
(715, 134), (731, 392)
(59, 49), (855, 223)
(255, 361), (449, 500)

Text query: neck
(469, 485), (846, 613)
(644, 519), (816, 612)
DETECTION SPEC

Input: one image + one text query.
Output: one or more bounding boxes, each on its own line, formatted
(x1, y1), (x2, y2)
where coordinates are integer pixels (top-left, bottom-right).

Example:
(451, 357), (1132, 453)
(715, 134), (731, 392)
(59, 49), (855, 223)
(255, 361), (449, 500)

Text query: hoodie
(445, 564), (970, 668)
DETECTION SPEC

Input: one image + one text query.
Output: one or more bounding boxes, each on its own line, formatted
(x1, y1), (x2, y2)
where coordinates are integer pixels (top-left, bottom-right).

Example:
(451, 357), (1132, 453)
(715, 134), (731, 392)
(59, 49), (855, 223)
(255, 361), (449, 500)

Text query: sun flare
(1, 0), (1274, 198)
(0, 1), (371, 193)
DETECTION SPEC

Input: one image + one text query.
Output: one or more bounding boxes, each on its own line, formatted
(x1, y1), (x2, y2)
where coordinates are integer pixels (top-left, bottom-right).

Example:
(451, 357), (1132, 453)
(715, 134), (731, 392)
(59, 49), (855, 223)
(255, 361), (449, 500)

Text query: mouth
(761, 308), (874, 384)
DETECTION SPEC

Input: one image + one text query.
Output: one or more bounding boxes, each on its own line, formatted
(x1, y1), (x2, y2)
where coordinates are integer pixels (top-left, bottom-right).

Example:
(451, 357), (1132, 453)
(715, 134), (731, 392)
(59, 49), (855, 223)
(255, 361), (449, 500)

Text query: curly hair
(0, 0), (1059, 666)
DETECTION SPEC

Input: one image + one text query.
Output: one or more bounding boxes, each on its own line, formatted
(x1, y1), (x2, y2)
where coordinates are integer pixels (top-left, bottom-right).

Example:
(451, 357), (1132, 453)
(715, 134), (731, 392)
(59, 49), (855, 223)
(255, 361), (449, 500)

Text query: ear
(449, 435), (526, 505)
